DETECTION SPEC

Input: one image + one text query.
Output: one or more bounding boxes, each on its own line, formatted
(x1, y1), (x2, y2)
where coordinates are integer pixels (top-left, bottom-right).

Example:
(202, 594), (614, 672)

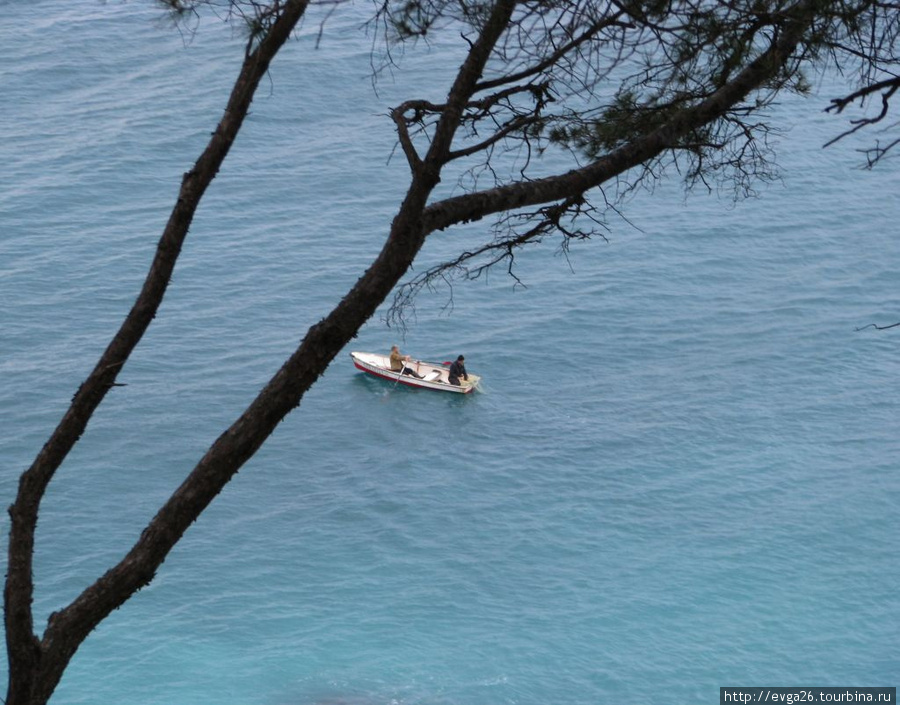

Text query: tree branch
(419, 6), (814, 237)
(474, 11), (631, 92)
(5, 2), (312, 702)
(389, 194), (606, 325)
(824, 75), (900, 148)
(9, 2), (518, 703)
(856, 320), (900, 330)
(390, 102), (427, 173)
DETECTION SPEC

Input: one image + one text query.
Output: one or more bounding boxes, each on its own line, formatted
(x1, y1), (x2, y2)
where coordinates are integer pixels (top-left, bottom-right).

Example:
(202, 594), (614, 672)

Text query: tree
(826, 76), (900, 165)
(5, 1), (898, 703)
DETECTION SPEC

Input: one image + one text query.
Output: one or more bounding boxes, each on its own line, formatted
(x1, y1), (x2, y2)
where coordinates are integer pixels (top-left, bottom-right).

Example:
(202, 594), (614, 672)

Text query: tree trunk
(4, 3), (311, 703)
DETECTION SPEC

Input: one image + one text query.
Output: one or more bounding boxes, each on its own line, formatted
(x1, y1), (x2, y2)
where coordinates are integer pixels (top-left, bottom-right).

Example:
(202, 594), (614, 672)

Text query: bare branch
(856, 320), (900, 331)
(389, 194), (608, 326)
(475, 11), (633, 92)
(824, 76), (900, 148)
(390, 102), (426, 172)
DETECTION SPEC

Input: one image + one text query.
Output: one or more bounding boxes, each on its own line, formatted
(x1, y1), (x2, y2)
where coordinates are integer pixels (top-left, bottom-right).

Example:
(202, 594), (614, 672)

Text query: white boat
(350, 351), (480, 394)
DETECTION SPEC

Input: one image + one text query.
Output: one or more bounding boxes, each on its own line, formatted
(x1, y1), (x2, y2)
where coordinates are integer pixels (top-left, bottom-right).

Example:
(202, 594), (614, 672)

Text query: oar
(391, 366), (405, 389)
(392, 357), (418, 388)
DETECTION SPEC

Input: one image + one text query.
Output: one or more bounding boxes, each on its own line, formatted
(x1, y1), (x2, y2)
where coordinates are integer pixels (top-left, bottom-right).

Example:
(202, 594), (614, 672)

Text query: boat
(350, 351), (481, 394)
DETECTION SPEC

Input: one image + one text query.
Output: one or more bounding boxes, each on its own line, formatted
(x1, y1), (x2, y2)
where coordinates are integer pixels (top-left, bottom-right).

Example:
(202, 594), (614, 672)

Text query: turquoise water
(2, 4), (898, 704)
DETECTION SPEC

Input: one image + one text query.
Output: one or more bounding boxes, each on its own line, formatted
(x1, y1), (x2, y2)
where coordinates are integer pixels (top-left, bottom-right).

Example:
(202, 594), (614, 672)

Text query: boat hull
(350, 352), (479, 394)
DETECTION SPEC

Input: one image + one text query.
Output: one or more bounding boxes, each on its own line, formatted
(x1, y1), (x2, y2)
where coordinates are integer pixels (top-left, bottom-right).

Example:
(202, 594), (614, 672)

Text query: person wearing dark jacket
(448, 355), (468, 386)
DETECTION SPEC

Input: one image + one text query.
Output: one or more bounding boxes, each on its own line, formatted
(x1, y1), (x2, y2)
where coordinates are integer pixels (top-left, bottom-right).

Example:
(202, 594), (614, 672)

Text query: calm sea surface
(1, 3), (898, 704)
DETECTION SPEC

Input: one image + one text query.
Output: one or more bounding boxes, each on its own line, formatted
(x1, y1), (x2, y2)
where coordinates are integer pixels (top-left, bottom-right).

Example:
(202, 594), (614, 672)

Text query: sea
(1, 3), (898, 704)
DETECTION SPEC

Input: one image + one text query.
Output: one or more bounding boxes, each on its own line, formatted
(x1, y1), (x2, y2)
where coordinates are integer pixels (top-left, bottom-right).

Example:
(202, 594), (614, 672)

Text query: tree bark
(4, 3), (310, 704)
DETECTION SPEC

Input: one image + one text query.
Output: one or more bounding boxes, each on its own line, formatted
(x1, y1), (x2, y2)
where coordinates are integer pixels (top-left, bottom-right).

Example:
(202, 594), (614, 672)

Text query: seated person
(448, 355), (468, 385)
(390, 345), (423, 378)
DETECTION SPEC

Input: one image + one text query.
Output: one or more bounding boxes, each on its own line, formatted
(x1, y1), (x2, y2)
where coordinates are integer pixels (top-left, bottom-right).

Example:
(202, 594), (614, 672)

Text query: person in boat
(448, 355), (469, 386)
(390, 345), (423, 378)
